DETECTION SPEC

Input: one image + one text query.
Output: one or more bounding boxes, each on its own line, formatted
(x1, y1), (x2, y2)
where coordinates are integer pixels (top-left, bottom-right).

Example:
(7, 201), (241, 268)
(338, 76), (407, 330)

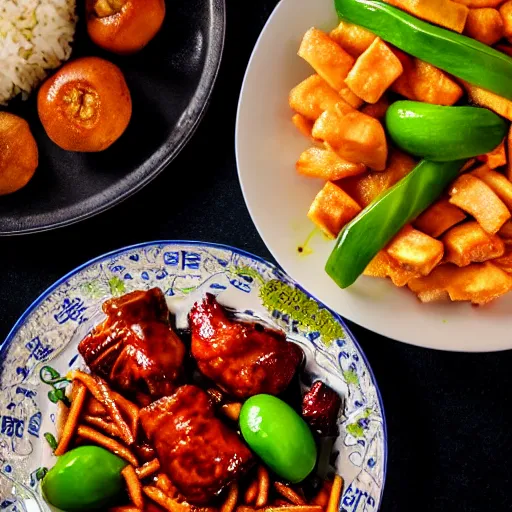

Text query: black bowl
(0, 0), (225, 235)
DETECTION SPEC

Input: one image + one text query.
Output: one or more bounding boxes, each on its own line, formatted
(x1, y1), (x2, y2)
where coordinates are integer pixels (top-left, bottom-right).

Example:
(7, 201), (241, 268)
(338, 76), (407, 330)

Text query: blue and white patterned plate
(0, 241), (387, 512)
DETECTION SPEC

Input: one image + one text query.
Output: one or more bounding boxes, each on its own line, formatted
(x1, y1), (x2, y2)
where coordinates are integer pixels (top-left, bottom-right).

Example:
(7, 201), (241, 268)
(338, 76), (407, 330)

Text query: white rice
(0, 0), (77, 106)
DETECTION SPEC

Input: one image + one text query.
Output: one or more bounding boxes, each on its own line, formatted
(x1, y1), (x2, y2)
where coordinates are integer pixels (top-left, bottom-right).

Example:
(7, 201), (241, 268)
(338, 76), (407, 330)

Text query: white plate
(235, 0), (512, 352)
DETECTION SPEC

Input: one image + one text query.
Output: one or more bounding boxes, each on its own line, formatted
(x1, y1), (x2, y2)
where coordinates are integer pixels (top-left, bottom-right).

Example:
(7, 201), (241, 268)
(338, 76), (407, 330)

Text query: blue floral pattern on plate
(0, 241), (387, 512)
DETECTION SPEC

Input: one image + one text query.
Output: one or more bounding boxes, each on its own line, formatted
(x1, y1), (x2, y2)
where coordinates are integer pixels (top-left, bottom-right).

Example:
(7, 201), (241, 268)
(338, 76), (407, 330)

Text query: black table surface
(1, 2), (512, 511)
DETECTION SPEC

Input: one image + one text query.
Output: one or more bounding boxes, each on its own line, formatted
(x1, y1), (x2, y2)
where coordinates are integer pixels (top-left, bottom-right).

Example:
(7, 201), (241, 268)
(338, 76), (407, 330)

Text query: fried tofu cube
(297, 29), (363, 108)
(462, 80), (512, 121)
(307, 181), (362, 238)
(384, 0), (469, 32)
(364, 250), (419, 286)
(296, 145), (366, 180)
(449, 174), (511, 234)
(492, 250), (512, 273)
(289, 75), (342, 121)
(391, 50), (464, 105)
(329, 21), (377, 58)
(500, 1), (512, 38)
(479, 140), (507, 169)
(464, 8), (504, 45)
(292, 114), (314, 139)
(361, 96), (391, 120)
(471, 164), (512, 209)
(338, 85), (365, 109)
(408, 262), (512, 304)
(414, 199), (467, 238)
(386, 225), (444, 276)
(345, 38), (403, 104)
(443, 221), (505, 266)
(447, 262), (512, 304)
(312, 102), (388, 170)
(407, 265), (455, 303)
(298, 28), (355, 92)
(341, 149), (417, 207)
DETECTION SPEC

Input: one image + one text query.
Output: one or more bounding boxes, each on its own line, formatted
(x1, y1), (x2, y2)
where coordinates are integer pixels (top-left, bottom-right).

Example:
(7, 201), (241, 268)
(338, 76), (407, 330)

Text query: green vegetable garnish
(44, 432), (58, 451)
(325, 159), (466, 288)
(42, 445), (127, 510)
(35, 467), (48, 481)
(239, 394), (317, 483)
(386, 101), (509, 161)
(334, 0), (512, 100)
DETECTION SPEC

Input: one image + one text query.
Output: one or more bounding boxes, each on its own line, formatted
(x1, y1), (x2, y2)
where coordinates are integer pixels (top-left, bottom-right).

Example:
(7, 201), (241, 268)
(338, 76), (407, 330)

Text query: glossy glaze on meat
(302, 381), (342, 437)
(78, 288), (185, 397)
(140, 385), (253, 504)
(189, 294), (303, 399)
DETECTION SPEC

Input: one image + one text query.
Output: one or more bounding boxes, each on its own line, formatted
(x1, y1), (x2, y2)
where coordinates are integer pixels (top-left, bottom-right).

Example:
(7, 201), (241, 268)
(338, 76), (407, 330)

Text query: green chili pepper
(44, 432), (58, 451)
(334, 0), (512, 100)
(239, 394), (317, 483)
(42, 446), (127, 510)
(386, 101), (508, 161)
(325, 159), (466, 289)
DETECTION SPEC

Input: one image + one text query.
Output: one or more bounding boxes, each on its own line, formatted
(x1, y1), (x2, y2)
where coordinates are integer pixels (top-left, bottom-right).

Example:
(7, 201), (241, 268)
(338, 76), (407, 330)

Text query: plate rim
(0, 239), (388, 508)
(0, 0), (226, 237)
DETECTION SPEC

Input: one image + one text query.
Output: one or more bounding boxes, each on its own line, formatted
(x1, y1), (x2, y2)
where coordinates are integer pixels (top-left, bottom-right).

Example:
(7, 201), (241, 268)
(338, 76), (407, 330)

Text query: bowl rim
(0, 239), (388, 509)
(0, 0), (226, 236)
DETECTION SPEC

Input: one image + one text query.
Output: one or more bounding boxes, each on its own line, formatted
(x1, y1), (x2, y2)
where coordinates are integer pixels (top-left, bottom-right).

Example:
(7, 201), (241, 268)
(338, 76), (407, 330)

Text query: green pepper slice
(385, 101), (509, 161)
(325, 159), (466, 289)
(42, 445), (127, 510)
(239, 394), (317, 483)
(334, 0), (512, 100)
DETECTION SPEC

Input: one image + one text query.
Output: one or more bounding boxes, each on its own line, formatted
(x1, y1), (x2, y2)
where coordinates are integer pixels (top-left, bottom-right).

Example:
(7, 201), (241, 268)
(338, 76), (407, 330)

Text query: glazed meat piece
(78, 288), (185, 397)
(302, 381), (342, 437)
(189, 294), (303, 399)
(140, 385), (253, 504)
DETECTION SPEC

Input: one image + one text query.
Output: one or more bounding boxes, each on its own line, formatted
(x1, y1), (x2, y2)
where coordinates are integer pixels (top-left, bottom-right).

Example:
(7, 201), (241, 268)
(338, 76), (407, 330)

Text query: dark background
(1, 1), (512, 510)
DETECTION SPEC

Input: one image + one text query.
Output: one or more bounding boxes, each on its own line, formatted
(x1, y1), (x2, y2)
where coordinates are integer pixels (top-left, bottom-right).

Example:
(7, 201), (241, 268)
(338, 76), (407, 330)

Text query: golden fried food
(391, 49), (463, 106)
(463, 7), (504, 46)
(341, 149), (416, 207)
(0, 112), (38, 195)
(298, 28), (362, 108)
(86, 0), (166, 55)
(289, 75), (342, 122)
(290, 10), (512, 305)
(449, 174), (511, 234)
(308, 181), (362, 238)
(414, 199), (466, 238)
(345, 38), (403, 104)
(312, 102), (388, 170)
(38, 57), (132, 152)
(297, 146), (366, 181)
(443, 221), (505, 267)
(386, 225), (444, 276)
